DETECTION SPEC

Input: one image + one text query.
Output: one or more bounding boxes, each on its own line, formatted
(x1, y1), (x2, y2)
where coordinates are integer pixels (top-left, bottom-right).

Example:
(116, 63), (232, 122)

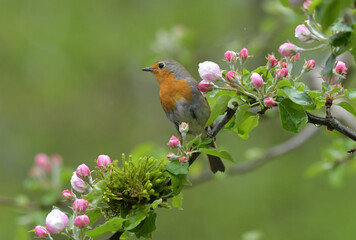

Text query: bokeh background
(1, 0), (356, 239)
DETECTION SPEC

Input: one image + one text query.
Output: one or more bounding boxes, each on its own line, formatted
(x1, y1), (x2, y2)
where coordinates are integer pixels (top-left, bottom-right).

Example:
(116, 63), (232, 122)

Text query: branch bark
(190, 125), (320, 185)
(188, 107), (238, 166)
(306, 111), (356, 141)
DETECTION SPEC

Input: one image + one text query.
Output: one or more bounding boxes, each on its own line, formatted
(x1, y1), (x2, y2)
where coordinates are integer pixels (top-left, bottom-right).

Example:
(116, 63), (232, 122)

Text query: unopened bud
(303, 59), (315, 72)
(264, 97), (276, 107)
(250, 73), (263, 88)
(34, 225), (48, 238)
(239, 48), (249, 60)
(73, 199), (88, 214)
(295, 24), (314, 43)
(225, 71), (238, 83)
(76, 164), (91, 179)
(266, 54), (278, 69)
(224, 50), (237, 63)
(276, 68), (289, 80)
(179, 122), (189, 134)
(46, 209), (69, 234)
(198, 80), (214, 93)
(62, 190), (75, 200)
(334, 61), (347, 75)
(97, 155), (111, 169)
(278, 43), (300, 57)
(179, 157), (188, 163)
(168, 136), (180, 148)
(74, 215), (90, 228)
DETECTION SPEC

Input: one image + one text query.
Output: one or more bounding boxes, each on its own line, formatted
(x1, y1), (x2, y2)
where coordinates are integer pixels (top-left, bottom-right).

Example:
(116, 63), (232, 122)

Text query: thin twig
(190, 125), (320, 185)
(306, 111), (356, 141)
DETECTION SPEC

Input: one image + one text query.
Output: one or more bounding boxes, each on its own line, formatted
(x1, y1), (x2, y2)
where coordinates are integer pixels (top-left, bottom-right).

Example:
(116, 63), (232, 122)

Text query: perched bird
(142, 59), (225, 173)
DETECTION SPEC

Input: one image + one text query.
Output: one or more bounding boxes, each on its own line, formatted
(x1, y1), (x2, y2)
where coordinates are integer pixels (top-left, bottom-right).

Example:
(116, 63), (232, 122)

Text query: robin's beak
(142, 67), (153, 72)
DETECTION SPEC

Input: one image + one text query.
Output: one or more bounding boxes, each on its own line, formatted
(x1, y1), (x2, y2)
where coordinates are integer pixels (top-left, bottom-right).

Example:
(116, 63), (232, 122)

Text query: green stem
(302, 44), (328, 52)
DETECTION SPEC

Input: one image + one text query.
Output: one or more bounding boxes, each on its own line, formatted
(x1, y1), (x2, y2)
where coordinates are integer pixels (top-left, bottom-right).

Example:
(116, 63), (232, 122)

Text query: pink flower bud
(167, 153), (179, 161)
(295, 24), (313, 43)
(303, 59), (315, 72)
(198, 61), (222, 82)
(225, 71), (238, 83)
(278, 43), (299, 57)
(35, 153), (51, 172)
(292, 53), (300, 62)
(71, 172), (87, 193)
(224, 50), (237, 63)
(267, 54), (278, 69)
(46, 209), (69, 234)
(276, 68), (289, 80)
(34, 225), (48, 238)
(264, 97), (276, 107)
(198, 80), (214, 93)
(73, 199), (88, 213)
(74, 215), (90, 228)
(279, 62), (287, 68)
(179, 157), (188, 163)
(97, 155), (111, 169)
(239, 48), (249, 60)
(62, 190), (75, 200)
(250, 73), (263, 88)
(168, 136), (180, 148)
(335, 61), (347, 75)
(76, 164), (91, 179)
(179, 122), (189, 134)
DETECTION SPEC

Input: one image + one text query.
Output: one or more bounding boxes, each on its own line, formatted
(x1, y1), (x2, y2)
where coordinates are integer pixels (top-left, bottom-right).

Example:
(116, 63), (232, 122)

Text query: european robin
(142, 59), (225, 173)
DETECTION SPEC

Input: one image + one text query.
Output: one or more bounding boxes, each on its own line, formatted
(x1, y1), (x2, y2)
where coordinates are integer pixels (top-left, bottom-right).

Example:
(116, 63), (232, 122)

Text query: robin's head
(142, 59), (192, 84)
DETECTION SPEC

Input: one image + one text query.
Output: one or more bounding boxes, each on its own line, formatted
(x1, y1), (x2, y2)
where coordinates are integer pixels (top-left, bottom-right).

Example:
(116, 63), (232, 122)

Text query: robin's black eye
(158, 63), (165, 69)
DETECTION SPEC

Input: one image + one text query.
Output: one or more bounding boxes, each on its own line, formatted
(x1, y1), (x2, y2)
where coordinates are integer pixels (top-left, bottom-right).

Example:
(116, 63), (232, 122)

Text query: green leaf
(235, 104), (250, 124)
(317, 0), (344, 31)
(86, 209), (102, 226)
(151, 199), (162, 209)
(235, 113), (259, 140)
(278, 98), (308, 133)
(168, 172), (184, 195)
(321, 54), (336, 77)
(125, 205), (150, 231)
(165, 161), (189, 175)
(309, 90), (323, 98)
(345, 88), (356, 99)
(199, 148), (234, 162)
(86, 217), (125, 238)
(206, 94), (231, 127)
(134, 212), (157, 238)
(336, 101), (356, 116)
(281, 87), (314, 106)
(172, 193), (184, 209)
(186, 134), (201, 149)
(277, 79), (292, 88)
(329, 31), (351, 47)
(84, 180), (105, 208)
(252, 66), (267, 77)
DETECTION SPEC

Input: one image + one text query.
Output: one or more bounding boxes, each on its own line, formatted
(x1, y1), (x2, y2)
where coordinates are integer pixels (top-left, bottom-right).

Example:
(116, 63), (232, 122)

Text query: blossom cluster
(34, 155), (112, 239)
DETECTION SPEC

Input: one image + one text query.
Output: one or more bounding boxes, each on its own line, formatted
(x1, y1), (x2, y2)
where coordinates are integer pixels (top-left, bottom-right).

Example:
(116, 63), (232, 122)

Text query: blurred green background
(1, 0), (356, 239)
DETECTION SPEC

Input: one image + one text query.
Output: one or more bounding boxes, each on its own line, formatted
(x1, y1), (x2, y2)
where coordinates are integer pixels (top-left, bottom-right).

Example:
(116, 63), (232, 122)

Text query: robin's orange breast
(159, 77), (192, 112)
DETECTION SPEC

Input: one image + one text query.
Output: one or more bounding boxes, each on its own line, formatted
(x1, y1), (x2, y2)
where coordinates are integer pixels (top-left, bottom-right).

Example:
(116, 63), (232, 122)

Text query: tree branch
(188, 107), (238, 166)
(190, 125), (320, 185)
(306, 111), (356, 141)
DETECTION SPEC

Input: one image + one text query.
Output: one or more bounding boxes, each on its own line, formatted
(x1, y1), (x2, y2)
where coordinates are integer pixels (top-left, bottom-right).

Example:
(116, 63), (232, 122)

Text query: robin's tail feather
(208, 154), (225, 173)
(207, 140), (225, 173)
